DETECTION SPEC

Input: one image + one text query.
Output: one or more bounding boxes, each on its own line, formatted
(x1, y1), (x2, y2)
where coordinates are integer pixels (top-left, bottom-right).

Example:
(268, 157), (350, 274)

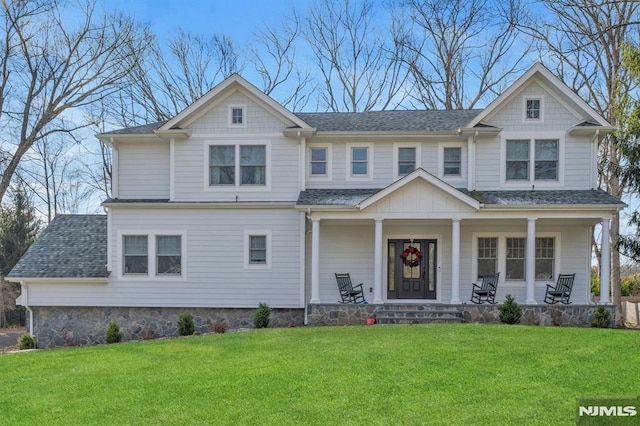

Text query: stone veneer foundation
(30, 306), (305, 348)
(30, 304), (616, 348)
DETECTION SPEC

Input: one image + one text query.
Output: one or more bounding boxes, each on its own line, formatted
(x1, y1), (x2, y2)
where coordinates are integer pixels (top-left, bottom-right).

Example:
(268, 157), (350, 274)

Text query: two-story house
(8, 63), (625, 347)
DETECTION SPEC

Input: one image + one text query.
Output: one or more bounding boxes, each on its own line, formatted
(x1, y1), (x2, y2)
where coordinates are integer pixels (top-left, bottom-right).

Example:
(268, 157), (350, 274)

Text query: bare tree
(104, 29), (245, 127)
(519, 0), (640, 326)
(250, 12), (313, 112)
(304, 0), (409, 112)
(393, 0), (529, 110)
(0, 0), (148, 207)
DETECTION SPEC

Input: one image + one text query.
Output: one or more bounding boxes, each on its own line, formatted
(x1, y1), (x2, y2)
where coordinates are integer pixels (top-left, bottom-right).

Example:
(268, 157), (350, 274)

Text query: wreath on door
(400, 246), (422, 267)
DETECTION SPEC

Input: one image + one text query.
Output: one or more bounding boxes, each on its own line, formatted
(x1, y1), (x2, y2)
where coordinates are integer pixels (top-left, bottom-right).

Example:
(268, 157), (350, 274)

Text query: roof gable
(466, 63), (611, 128)
(160, 74), (312, 131)
(359, 168), (480, 211)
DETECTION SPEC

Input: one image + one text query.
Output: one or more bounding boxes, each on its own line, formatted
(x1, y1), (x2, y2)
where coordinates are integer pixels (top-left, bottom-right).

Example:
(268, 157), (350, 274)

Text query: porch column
(450, 219), (461, 303)
(310, 218), (321, 304)
(373, 219), (384, 304)
(525, 218), (537, 304)
(599, 218), (611, 305)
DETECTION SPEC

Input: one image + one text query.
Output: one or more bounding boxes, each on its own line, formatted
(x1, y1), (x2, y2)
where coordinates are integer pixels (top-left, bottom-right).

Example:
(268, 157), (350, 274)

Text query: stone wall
(307, 303), (616, 327)
(31, 306), (305, 348)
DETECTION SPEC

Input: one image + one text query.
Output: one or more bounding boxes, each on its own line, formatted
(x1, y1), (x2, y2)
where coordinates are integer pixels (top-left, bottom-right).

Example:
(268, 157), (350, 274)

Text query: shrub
(498, 294), (523, 325)
(253, 302), (271, 328)
(17, 333), (36, 350)
(105, 322), (123, 344)
(178, 313), (195, 336)
(591, 307), (611, 328)
(213, 322), (228, 334)
(621, 275), (640, 297)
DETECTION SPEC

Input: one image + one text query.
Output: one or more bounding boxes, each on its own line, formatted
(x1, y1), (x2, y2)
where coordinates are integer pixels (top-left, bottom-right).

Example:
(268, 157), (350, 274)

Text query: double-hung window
(535, 237), (554, 279)
(398, 147), (416, 176)
(351, 147), (369, 176)
(123, 236), (148, 275)
(157, 236), (182, 275)
(443, 147), (461, 176)
(477, 237), (497, 279)
(310, 147), (327, 176)
(249, 235), (267, 265)
(506, 237), (526, 280)
(209, 144), (266, 187)
(506, 139), (559, 182)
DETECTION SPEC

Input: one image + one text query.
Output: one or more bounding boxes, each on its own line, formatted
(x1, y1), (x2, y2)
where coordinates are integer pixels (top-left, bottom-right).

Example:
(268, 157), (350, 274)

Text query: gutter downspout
(21, 280), (34, 336)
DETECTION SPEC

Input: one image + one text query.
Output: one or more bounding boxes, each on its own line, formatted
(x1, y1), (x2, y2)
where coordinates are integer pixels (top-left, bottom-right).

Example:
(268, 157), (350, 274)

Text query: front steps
(373, 305), (464, 325)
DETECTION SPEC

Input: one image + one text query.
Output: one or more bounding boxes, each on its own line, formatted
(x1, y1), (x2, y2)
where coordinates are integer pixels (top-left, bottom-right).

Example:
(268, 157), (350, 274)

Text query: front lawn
(1, 324), (638, 425)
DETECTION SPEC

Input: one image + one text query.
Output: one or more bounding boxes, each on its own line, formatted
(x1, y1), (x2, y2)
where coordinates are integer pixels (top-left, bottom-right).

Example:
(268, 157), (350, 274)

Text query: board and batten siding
(27, 208), (304, 308)
(172, 91), (299, 202)
(117, 142), (170, 199)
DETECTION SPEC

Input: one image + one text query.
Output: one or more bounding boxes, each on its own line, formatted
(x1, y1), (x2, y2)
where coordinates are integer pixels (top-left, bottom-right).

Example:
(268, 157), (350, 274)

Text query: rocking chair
(470, 273), (500, 304)
(544, 273), (575, 305)
(335, 273), (367, 304)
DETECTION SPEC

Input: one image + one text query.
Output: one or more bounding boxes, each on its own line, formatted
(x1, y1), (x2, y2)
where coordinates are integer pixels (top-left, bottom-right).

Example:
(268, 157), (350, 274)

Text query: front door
(388, 239), (437, 299)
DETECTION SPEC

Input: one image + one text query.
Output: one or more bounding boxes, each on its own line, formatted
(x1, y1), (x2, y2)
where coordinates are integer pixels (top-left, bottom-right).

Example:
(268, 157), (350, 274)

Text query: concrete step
(373, 308), (463, 325)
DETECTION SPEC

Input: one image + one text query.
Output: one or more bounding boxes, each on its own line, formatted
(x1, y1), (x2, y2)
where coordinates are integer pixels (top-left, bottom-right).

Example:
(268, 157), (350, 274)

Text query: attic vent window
(229, 105), (246, 127)
(525, 98), (541, 120)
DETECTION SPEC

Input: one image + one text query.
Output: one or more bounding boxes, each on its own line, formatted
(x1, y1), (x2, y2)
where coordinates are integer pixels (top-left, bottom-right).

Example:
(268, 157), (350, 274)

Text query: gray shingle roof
(297, 188), (625, 207)
(7, 215), (108, 279)
(294, 110), (482, 132)
(99, 121), (166, 136)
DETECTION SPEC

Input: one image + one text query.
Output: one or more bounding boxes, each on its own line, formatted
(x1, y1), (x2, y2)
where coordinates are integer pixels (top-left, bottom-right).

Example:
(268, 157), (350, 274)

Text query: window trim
(118, 230), (187, 280)
(500, 132), (564, 188)
(346, 143), (374, 181)
(523, 97), (544, 123)
(244, 230), (272, 270)
(472, 232), (560, 284)
(438, 142), (466, 184)
(229, 105), (247, 128)
(392, 143), (421, 178)
(307, 144), (333, 181)
(204, 140), (271, 192)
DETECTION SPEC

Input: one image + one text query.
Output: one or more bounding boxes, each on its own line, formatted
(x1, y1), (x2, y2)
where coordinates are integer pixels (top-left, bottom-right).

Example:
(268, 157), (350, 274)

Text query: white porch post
(373, 219), (384, 304)
(310, 218), (321, 304)
(450, 219), (461, 303)
(599, 218), (611, 305)
(526, 218), (537, 304)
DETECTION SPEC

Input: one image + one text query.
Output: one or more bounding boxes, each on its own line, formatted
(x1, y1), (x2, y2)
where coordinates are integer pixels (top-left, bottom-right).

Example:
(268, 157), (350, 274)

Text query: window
(240, 145), (266, 185)
(229, 106), (245, 127)
(157, 236), (182, 275)
(310, 147), (327, 176)
(535, 237), (554, 279)
(209, 145), (235, 185)
(506, 140), (529, 180)
(249, 235), (267, 264)
(123, 235), (148, 275)
(525, 99), (541, 120)
(535, 139), (558, 180)
(506, 237), (525, 279)
(398, 147), (416, 176)
(443, 147), (461, 176)
(351, 147), (368, 176)
(477, 238), (497, 279)
(209, 144), (266, 187)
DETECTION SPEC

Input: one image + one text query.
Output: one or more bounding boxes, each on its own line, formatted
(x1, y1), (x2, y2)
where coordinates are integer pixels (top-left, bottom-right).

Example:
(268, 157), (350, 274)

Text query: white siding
(117, 142), (170, 199)
(28, 208), (303, 308)
(173, 92), (299, 201)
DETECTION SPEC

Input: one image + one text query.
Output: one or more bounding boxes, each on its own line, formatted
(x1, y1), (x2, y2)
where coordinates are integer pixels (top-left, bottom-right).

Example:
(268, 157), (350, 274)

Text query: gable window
(209, 144), (267, 187)
(123, 235), (148, 275)
(157, 236), (182, 275)
(351, 147), (369, 176)
(229, 105), (246, 127)
(525, 99), (541, 120)
(535, 139), (558, 180)
(477, 237), (497, 279)
(398, 148), (416, 176)
(240, 145), (266, 185)
(443, 147), (461, 176)
(310, 147), (327, 176)
(506, 237), (525, 280)
(535, 237), (554, 279)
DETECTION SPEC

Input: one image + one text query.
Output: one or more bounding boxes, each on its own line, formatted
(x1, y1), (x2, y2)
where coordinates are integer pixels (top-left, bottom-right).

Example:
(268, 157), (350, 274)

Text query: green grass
(1, 324), (638, 425)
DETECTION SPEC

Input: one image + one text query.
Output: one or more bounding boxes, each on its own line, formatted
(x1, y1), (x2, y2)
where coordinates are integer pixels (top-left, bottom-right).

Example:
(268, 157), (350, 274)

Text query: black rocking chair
(544, 273), (575, 305)
(335, 273), (367, 304)
(470, 273), (500, 304)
